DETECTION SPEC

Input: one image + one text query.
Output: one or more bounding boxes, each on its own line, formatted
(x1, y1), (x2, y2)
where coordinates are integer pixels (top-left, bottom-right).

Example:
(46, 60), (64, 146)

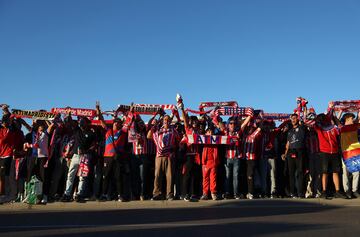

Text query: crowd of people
(0, 98), (359, 205)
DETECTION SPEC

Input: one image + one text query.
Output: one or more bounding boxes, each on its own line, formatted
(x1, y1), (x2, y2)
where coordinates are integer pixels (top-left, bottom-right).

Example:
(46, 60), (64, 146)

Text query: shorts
(0, 157), (12, 176)
(319, 152), (341, 174)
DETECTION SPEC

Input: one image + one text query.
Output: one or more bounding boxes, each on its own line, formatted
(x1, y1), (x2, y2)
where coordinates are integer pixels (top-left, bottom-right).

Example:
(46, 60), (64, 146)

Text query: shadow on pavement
(0, 200), (339, 237)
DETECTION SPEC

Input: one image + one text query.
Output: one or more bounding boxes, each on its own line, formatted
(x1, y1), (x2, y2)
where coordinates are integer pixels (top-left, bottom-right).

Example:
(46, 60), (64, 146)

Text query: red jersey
(314, 125), (339, 154)
(104, 127), (128, 157)
(244, 128), (262, 160)
(0, 127), (20, 158)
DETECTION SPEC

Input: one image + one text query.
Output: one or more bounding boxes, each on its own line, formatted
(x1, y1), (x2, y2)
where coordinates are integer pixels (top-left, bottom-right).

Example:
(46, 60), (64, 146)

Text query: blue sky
(1, 0), (359, 116)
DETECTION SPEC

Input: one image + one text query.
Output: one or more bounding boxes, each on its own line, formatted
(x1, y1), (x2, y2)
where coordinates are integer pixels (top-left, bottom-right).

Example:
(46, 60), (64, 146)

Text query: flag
(340, 124), (360, 173)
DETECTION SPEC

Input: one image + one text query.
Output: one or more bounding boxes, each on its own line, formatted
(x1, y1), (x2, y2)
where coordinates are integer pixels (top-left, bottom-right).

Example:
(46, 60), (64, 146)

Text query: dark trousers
(102, 157), (131, 199)
(118, 158), (131, 199)
(49, 157), (69, 198)
(287, 149), (305, 196)
(102, 157), (121, 197)
(181, 155), (201, 197)
(246, 160), (259, 195)
(27, 156), (51, 196)
(130, 154), (150, 198)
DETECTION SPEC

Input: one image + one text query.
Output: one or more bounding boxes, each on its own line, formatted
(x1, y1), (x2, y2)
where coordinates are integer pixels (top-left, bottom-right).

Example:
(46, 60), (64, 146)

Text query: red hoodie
(314, 125), (340, 154)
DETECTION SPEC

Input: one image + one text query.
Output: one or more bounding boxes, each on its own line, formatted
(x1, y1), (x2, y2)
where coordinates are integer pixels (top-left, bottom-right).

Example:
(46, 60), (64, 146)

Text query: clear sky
(1, 0), (359, 116)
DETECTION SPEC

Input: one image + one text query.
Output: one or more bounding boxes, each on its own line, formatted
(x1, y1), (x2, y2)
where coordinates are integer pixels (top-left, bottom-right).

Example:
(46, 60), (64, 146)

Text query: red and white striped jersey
(185, 128), (201, 164)
(225, 130), (242, 159)
(152, 127), (180, 158)
(244, 128), (262, 160)
(132, 134), (147, 155)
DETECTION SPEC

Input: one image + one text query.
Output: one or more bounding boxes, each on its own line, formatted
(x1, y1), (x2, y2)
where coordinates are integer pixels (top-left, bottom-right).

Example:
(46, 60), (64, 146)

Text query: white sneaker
(211, 194), (218, 200)
(246, 193), (253, 200)
(40, 195), (48, 204)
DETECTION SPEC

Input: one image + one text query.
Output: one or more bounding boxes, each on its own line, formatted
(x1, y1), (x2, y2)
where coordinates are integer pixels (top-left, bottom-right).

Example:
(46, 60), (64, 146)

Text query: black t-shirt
(287, 125), (306, 150)
(73, 127), (96, 155)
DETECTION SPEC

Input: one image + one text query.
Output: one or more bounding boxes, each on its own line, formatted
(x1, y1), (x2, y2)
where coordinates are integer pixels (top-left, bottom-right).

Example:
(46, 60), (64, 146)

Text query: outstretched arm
(95, 101), (107, 129)
(18, 118), (32, 132)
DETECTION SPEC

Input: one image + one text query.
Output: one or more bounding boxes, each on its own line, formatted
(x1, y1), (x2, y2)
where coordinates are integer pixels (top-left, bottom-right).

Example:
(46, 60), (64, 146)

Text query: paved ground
(1, 198), (360, 237)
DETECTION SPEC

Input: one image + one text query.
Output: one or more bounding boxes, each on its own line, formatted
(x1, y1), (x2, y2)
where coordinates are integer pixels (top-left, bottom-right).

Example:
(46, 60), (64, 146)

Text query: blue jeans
(224, 158), (240, 196)
(64, 154), (86, 197)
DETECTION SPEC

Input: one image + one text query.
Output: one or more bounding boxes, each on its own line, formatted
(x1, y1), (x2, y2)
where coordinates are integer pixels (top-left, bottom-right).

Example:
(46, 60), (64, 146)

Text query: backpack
(23, 175), (43, 204)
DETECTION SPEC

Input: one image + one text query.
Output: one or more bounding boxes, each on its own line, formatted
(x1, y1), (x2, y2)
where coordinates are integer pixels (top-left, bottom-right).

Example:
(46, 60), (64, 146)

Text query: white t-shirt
(36, 131), (49, 158)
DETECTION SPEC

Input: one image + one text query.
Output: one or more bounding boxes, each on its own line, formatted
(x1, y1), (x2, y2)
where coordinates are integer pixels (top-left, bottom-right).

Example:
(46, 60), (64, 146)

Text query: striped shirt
(225, 130), (242, 159)
(185, 128), (200, 155)
(152, 127), (180, 158)
(244, 128), (262, 160)
(185, 128), (201, 164)
(132, 134), (147, 155)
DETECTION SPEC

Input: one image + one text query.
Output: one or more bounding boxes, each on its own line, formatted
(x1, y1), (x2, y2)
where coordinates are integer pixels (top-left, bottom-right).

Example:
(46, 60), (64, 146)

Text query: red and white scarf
(330, 100), (360, 112)
(51, 108), (97, 118)
(182, 134), (239, 145)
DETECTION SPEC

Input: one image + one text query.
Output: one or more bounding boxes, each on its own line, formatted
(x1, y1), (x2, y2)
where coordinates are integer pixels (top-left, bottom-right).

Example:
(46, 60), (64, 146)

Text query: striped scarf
(182, 134), (239, 145)
(330, 100), (360, 112)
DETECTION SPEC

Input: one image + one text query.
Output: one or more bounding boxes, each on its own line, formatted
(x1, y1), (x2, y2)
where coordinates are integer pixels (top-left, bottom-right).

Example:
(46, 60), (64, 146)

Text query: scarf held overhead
(199, 101), (238, 109)
(51, 108), (97, 118)
(11, 109), (56, 121)
(183, 134), (239, 145)
(117, 104), (176, 115)
(330, 100), (360, 112)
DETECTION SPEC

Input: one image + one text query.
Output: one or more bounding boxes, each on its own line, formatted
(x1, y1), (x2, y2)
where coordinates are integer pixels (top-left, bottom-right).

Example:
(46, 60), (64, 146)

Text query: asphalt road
(1, 198), (360, 237)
